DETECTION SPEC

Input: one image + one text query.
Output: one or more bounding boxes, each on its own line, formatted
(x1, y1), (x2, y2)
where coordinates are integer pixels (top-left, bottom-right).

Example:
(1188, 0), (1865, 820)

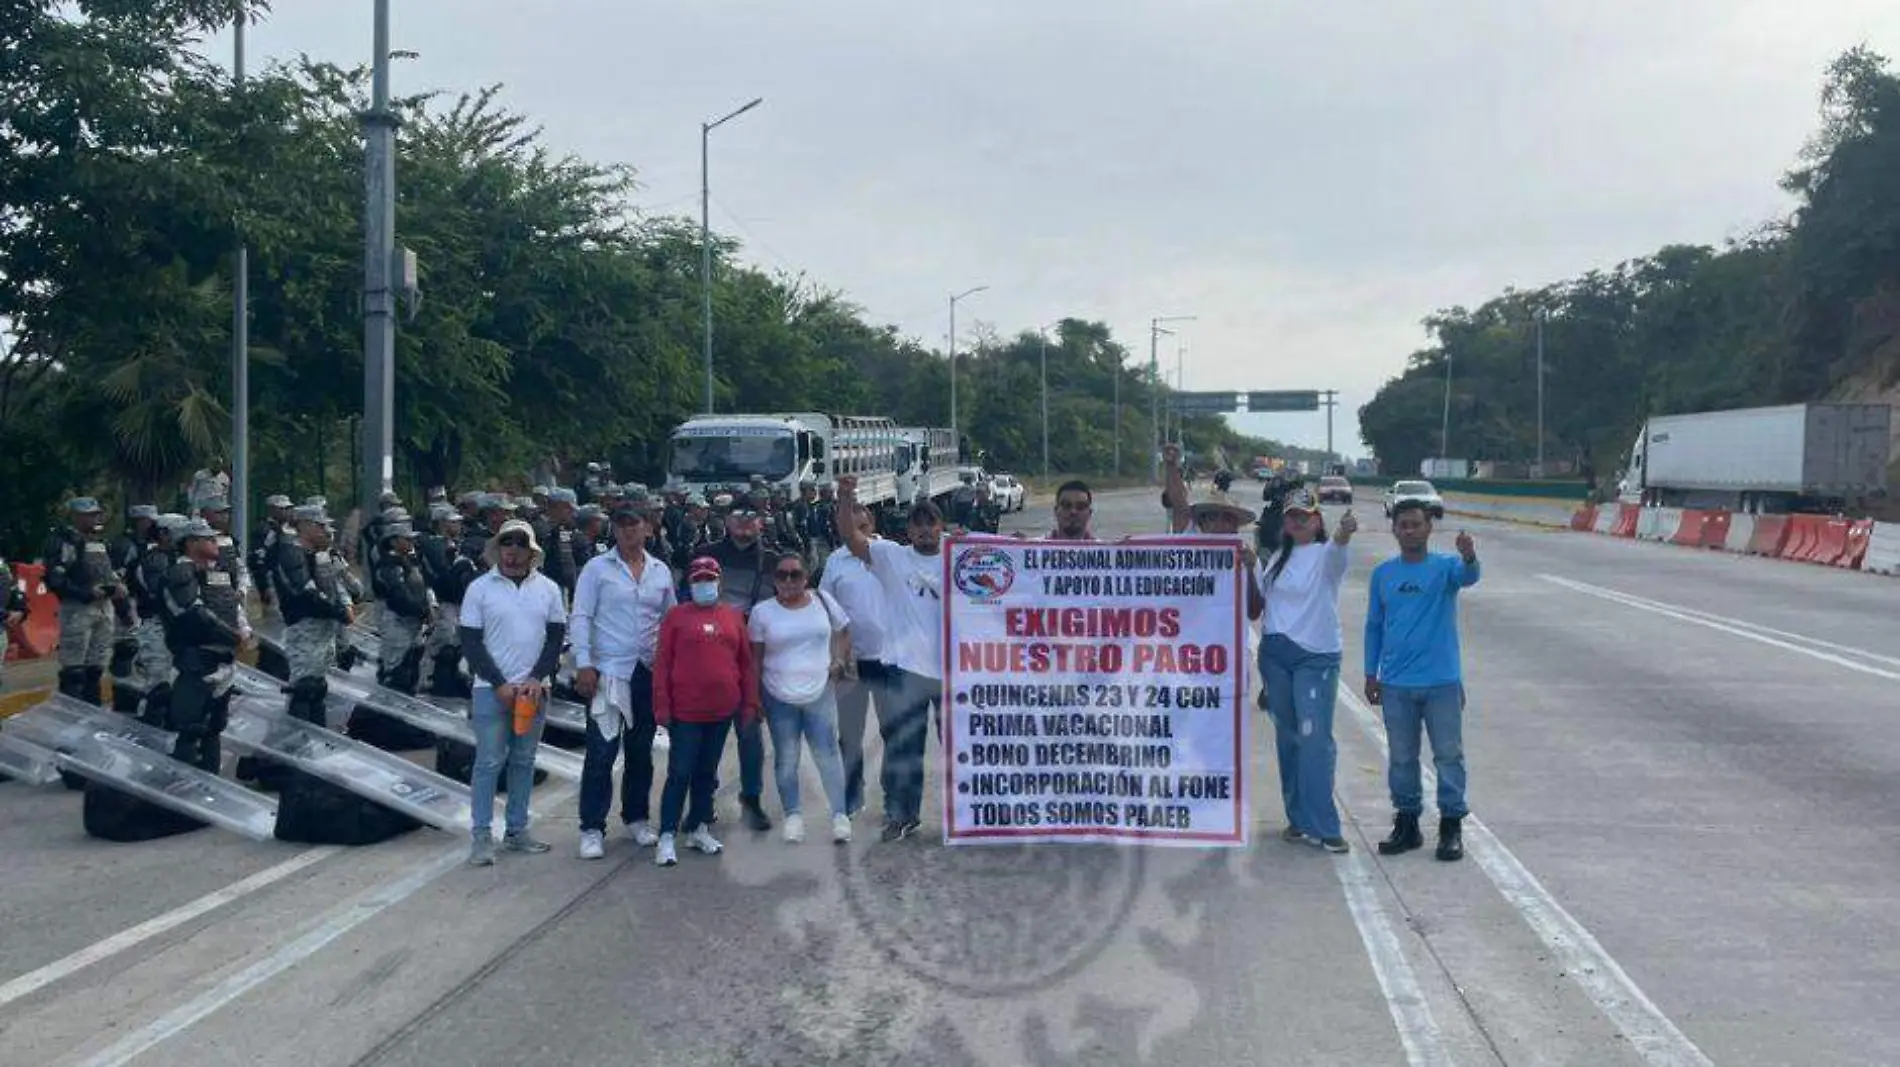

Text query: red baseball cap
(688, 556), (721, 583)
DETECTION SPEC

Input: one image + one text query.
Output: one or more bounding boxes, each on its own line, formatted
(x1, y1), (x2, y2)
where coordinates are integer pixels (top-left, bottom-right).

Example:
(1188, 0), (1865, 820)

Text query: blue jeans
(765, 688), (849, 818)
(833, 660), (889, 815)
(879, 668), (938, 823)
(660, 718), (731, 835)
(1381, 684), (1468, 818)
(1260, 633), (1342, 840)
(578, 664), (655, 833)
(713, 712), (767, 803)
(470, 686), (545, 838)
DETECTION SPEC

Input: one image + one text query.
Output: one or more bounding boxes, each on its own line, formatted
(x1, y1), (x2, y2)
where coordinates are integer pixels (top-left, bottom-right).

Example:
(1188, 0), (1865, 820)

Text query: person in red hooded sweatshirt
(652, 555), (759, 867)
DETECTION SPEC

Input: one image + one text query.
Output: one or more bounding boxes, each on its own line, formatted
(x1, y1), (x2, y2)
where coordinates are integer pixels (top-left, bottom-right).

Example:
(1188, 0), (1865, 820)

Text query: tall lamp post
(232, 13), (250, 556)
(1535, 310), (1547, 478)
(948, 284), (987, 443)
(701, 96), (764, 414)
(360, 0), (398, 518)
(1150, 314), (1195, 480)
(1038, 321), (1064, 479)
(1440, 351), (1454, 460)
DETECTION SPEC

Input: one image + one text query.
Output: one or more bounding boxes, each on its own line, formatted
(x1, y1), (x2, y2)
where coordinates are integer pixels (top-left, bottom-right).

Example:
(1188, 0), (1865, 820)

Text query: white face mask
(689, 582), (720, 606)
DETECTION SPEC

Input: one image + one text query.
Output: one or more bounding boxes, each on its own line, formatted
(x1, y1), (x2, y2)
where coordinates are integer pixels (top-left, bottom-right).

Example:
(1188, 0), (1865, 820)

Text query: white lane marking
(1539, 574), (1900, 682)
(1337, 689), (1714, 1067)
(0, 848), (338, 1010)
(1334, 846), (1459, 1067)
(1249, 627), (1455, 1066)
(73, 783), (579, 1067)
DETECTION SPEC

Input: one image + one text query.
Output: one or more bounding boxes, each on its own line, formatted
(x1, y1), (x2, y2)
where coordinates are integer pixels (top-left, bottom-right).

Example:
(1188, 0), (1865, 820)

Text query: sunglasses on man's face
(497, 534), (529, 548)
(775, 569), (805, 581)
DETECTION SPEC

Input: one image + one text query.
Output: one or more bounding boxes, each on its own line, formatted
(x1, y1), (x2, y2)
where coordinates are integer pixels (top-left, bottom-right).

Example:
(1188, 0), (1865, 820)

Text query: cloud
(216, 1), (1900, 454)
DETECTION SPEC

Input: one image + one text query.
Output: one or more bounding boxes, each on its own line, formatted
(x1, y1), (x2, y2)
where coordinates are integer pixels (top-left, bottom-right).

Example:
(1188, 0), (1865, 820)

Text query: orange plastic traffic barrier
(1670, 510), (1710, 546)
(1698, 510), (1732, 549)
(1746, 515), (1791, 557)
(4, 562), (58, 661)
(1570, 507), (1597, 531)
(1611, 507), (1640, 538)
(1781, 515), (1821, 561)
(1838, 519), (1875, 569)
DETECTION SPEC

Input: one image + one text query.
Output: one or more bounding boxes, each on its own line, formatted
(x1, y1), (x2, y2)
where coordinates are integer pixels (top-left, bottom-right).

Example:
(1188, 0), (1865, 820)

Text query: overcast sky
(215, 1), (1900, 457)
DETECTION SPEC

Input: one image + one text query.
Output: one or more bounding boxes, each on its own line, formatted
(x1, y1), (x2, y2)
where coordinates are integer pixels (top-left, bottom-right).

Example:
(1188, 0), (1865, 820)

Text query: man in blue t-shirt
(1363, 499), (1481, 861)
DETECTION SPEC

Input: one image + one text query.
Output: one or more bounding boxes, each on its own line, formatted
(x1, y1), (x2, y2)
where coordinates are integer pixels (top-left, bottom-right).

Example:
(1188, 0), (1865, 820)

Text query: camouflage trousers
(423, 601), (461, 658)
(133, 616), (175, 690)
(380, 614), (425, 671)
(56, 600), (115, 669)
(285, 618), (341, 683)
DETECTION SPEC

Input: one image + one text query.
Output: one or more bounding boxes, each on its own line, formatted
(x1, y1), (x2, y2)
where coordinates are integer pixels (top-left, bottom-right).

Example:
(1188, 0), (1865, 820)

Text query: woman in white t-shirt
(748, 550), (854, 845)
(1258, 489), (1358, 853)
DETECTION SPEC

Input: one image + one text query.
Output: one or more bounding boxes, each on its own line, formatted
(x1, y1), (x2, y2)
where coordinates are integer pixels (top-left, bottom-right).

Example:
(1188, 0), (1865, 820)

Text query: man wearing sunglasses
(459, 520), (568, 866)
(570, 505), (677, 860)
(1051, 480), (1096, 541)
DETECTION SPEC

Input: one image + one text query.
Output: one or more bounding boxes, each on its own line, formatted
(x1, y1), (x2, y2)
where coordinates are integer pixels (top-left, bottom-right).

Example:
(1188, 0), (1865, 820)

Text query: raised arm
(1162, 444), (1192, 534)
(836, 477), (872, 564)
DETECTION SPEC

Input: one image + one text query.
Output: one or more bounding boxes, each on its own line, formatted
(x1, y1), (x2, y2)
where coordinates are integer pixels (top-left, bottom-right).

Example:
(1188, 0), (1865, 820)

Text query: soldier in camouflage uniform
(270, 505), (354, 724)
(128, 515), (186, 726)
(160, 520), (245, 772)
(419, 505), (476, 697)
(200, 497), (254, 646)
(42, 497), (124, 705)
(538, 488), (582, 600)
(250, 494), (294, 617)
(106, 504), (158, 708)
(372, 522), (434, 693)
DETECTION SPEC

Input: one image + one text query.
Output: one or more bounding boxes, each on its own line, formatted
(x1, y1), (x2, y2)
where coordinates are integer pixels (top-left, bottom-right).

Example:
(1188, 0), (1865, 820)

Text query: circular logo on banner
(952, 546), (1015, 603)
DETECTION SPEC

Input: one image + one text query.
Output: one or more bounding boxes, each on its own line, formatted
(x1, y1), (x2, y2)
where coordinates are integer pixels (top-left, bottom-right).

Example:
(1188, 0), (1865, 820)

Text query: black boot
(429, 651), (470, 698)
(740, 794), (773, 832)
(141, 684), (173, 729)
(57, 667), (88, 701)
(80, 666), (106, 707)
(1435, 816), (1464, 862)
(287, 678), (329, 725)
(111, 680), (145, 715)
(1378, 812), (1424, 856)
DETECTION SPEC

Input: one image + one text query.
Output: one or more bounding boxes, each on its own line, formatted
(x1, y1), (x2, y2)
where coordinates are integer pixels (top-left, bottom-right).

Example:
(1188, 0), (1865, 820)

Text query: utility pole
(1440, 352), (1454, 460)
(948, 284), (986, 441)
(232, 13), (250, 558)
(1112, 356), (1121, 477)
(1149, 315), (1194, 480)
(1535, 312), (1546, 478)
(1038, 325), (1053, 479)
(360, 0), (397, 518)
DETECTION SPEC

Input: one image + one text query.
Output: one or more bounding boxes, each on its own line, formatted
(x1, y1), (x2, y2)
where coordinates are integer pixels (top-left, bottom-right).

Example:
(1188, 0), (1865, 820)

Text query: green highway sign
(1245, 390), (1320, 412)
(1169, 391), (1241, 415)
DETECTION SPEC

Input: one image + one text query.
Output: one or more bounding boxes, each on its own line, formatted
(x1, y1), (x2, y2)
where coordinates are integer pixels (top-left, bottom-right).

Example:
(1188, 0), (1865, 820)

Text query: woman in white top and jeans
(748, 550), (854, 844)
(1258, 489), (1358, 853)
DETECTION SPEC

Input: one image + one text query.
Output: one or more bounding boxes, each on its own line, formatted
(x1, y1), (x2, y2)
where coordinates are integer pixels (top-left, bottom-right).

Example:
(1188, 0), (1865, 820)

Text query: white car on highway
(989, 473), (1025, 512)
(1384, 479), (1445, 519)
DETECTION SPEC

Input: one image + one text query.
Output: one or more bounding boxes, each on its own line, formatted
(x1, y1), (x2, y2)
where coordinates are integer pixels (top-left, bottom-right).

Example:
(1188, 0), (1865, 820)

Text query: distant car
(1384, 480), (1445, 519)
(989, 473), (1025, 512)
(1316, 475), (1353, 504)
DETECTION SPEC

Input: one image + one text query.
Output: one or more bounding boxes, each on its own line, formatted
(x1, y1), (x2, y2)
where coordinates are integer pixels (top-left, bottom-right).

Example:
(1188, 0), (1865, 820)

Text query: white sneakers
(577, 829), (605, 860)
(627, 820), (660, 847)
(656, 834), (677, 867)
(783, 813), (806, 844)
(832, 813), (853, 843)
(687, 826), (723, 855)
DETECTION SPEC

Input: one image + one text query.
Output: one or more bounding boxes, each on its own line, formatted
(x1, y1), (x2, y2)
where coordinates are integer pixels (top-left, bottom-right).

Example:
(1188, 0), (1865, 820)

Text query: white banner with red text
(940, 536), (1248, 847)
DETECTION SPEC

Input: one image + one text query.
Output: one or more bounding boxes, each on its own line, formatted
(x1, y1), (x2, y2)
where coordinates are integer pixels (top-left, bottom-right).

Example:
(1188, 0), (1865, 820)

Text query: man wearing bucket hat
(160, 519), (246, 771)
(1162, 445), (1265, 619)
(41, 497), (124, 705)
(372, 521), (435, 694)
(459, 518), (567, 865)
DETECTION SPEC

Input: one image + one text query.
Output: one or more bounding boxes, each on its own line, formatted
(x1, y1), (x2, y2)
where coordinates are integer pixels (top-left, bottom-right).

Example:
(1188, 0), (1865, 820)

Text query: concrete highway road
(2, 485), (1896, 1066)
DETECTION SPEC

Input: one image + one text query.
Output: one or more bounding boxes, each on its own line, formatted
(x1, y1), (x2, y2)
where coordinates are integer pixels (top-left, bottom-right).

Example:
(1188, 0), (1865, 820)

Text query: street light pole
(232, 12), (249, 558)
(701, 96), (763, 414)
(1149, 314), (1195, 480)
(360, 0), (397, 518)
(948, 284), (987, 442)
(1039, 326), (1051, 479)
(1535, 312), (1546, 478)
(1440, 351), (1453, 460)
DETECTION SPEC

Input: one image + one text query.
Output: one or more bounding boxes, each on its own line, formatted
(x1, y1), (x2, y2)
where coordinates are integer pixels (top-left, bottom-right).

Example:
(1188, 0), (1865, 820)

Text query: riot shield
(57, 735), (279, 841)
(0, 733), (63, 786)
(6, 693), (178, 755)
(320, 670), (582, 782)
(221, 695), (484, 832)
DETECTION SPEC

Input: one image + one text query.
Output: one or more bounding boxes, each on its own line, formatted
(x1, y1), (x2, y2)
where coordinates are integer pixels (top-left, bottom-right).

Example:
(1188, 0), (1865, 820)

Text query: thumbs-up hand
(1455, 529), (1476, 560)
(1335, 510), (1358, 544)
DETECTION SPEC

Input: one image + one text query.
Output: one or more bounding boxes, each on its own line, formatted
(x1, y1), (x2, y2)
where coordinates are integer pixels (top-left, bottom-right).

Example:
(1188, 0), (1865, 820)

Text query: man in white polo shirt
(818, 502), (887, 819)
(458, 519), (568, 867)
(571, 504), (677, 859)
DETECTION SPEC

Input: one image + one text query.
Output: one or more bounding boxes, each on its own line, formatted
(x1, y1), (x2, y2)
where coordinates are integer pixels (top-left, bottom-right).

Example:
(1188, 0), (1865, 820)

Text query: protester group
(6, 453), (1480, 867)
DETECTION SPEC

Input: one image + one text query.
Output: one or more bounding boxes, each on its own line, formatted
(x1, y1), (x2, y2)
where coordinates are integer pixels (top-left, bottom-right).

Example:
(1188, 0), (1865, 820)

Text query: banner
(940, 536), (1248, 847)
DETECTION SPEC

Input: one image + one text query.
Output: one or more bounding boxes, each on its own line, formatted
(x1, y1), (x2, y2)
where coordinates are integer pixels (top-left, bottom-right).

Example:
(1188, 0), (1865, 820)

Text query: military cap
(381, 522), (417, 541)
(292, 504), (328, 524)
(547, 487), (578, 505)
(429, 504), (458, 523)
(128, 504), (160, 520)
(265, 494), (293, 509)
(200, 497), (231, 512)
(181, 518), (219, 541)
(68, 497), (103, 514)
